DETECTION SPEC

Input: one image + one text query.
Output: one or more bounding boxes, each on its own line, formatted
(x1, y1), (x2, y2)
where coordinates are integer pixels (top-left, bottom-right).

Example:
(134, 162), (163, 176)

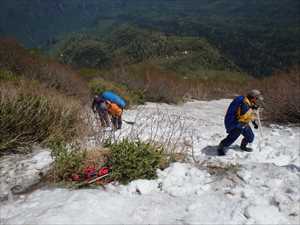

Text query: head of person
(247, 89), (263, 104)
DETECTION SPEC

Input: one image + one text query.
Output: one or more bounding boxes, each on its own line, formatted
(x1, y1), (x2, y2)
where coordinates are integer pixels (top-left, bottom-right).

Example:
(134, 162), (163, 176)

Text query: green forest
(1, 0), (299, 76)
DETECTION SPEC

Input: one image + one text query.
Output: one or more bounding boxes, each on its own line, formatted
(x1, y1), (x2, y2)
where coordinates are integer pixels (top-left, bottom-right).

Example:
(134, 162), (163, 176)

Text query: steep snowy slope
(1, 99), (299, 224)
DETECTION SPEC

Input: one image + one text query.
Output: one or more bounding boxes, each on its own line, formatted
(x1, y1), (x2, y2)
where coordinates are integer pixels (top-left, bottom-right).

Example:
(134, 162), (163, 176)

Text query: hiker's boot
(217, 142), (226, 156)
(240, 139), (253, 152)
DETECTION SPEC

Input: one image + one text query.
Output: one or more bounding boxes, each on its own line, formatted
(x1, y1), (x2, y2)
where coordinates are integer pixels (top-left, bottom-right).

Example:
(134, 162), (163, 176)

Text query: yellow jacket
(236, 97), (255, 124)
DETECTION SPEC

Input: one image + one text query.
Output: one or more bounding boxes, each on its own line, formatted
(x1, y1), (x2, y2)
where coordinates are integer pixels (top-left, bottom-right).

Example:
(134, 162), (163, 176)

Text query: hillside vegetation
(0, 38), (89, 100)
(0, 0), (299, 155)
(51, 26), (239, 78)
(0, 39), (89, 154)
(0, 1), (299, 191)
(0, 0), (299, 75)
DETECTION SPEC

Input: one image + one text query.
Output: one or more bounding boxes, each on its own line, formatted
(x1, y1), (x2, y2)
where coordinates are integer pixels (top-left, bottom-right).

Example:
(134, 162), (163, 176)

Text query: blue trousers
(111, 116), (122, 129)
(221, 125), (254, 147)
(97, 102), (110, 127)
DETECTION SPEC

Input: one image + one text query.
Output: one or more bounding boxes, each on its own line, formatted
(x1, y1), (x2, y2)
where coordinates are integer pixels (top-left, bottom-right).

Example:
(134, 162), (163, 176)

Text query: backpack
(101, 91), (126, 109)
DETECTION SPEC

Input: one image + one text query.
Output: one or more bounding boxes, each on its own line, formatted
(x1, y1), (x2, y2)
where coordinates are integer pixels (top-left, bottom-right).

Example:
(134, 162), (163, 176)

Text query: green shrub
(79, 68), (102, 80)
(51, 35), (112, 69)
(0, 69), (19, 81)
(0, 81), (84, 153)
(49, 141), (87, 182)
(106, 139), (167, 184)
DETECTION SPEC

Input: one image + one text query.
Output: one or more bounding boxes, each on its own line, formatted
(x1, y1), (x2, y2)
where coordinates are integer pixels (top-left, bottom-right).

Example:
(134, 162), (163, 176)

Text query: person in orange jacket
(106, 100), (123, 130)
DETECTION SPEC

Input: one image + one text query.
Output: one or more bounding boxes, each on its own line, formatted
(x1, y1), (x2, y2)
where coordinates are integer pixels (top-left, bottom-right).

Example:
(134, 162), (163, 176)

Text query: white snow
(244, 205), (288, 224)
(0, 149), (53, 201)
(1, 99), (299, 224)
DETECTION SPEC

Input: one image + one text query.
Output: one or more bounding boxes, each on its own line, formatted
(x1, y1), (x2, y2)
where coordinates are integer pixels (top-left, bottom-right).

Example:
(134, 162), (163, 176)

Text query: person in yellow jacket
(92, 91), (125, 130)
(217, 90), (263, 156)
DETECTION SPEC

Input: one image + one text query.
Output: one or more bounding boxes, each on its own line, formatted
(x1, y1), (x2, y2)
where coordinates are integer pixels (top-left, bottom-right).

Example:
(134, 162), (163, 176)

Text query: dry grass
(0, 79), (86, 154)
(135, 65), (299, 124)
(148, 66), (300, 124)
(108, 64), (187, 103)
(99, 63), (248, 103)
(82, 147), (111, 168)
(251, 68), (300, 123)
(94, 62), (299, 124)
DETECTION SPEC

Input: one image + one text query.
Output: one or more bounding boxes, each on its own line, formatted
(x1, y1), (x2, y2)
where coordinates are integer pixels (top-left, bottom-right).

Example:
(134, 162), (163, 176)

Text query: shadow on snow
(201, 145), (244, 156)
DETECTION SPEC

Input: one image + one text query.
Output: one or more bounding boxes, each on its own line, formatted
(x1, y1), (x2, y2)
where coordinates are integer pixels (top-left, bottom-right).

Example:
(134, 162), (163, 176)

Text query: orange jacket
(107, 101), (123, 117)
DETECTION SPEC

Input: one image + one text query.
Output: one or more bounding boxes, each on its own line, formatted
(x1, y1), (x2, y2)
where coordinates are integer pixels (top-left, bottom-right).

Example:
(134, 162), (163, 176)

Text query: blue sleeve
(240, 101), (250, 116)
(224, 96), (244, 132)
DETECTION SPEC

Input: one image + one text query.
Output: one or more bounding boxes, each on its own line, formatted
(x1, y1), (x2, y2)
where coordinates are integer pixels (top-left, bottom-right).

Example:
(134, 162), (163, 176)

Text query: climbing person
(92, 95), (111, 127)
(100, 91), (126, 130)
(107, 101), (123, 130)
(217, 89), (263, 156)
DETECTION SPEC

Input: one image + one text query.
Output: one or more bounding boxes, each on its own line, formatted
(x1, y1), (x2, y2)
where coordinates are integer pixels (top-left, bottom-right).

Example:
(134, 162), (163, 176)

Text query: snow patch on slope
(1, 99), (299, 224)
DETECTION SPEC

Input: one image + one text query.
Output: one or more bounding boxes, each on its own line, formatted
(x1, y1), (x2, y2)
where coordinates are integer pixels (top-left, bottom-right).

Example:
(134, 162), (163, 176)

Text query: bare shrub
(99, 105), (193, 163)
(185, 76), (249, 100)
(142, 71), (187, 103)
(251, 68), (300, 123)
(81, 109), (115, 148)
(96, 63), (250, 104)
(37, 60), (89, 100)
(0, 38), (89, 101)
(185, 68), (300, 124)
(105, 64), (189, 103)
(81, 147), (111, 168)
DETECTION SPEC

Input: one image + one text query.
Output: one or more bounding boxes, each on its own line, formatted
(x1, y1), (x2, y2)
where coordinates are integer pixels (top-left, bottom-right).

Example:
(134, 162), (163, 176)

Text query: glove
(251, 104), (259, 110)
(252, 121), (259, 129)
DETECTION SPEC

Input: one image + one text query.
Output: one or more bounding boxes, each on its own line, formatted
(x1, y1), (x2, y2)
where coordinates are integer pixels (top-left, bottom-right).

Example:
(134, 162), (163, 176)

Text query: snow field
(1, 99), (299, 224)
